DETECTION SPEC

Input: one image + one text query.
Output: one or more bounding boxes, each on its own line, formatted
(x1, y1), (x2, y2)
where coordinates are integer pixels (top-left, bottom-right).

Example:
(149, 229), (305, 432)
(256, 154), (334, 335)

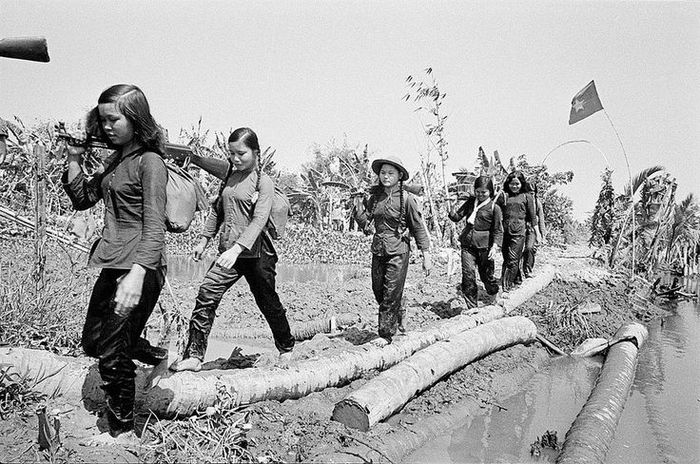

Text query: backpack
(163, 160), (209, 233)
(215, 162), (290, 240)
(136, 153), (209, 233)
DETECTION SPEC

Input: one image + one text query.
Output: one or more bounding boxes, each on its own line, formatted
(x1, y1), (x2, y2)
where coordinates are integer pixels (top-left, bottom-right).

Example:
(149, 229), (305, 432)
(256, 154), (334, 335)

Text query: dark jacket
(354, 187), (430, 256)
(498, 192), (536, 236)
(201, 168), (274, 258)
(449, 197), (504, 249)
(62, 148), (167, 270)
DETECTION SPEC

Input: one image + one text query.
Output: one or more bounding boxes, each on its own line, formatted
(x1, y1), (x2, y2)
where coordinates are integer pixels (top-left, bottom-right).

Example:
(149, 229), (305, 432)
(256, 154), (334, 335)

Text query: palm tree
(665, 193), (700, 274)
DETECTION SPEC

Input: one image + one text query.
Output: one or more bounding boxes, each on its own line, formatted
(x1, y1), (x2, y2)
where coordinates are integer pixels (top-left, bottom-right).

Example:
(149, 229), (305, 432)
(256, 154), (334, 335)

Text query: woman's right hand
(65, 144), (86, 162)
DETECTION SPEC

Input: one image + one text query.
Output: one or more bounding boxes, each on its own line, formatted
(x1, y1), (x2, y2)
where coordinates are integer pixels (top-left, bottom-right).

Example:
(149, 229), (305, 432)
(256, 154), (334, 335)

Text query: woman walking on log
(170, 128), (294, 372)
(522, 182), (546, 278)
(353, 156), (432, 343)
(448, 176), (503, 308)
(498, 171), (540, 292)
(62, 84), (168, 439)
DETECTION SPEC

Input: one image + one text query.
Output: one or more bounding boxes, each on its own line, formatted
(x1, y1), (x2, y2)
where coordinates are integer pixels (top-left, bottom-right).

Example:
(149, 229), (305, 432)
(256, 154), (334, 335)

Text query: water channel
(405, 277), (700, 464)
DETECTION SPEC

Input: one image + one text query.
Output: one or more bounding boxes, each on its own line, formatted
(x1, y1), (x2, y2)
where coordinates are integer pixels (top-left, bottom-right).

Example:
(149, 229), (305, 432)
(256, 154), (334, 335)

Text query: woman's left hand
(422, 252), (432, 277)
(217, 243), (243, 269)
(488, 245), (498, 261)
(114, 265), (146, 317)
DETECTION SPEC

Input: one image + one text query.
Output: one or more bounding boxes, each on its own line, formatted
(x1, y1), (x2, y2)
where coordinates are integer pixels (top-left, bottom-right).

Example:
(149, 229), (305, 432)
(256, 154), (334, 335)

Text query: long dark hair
(228, 127), (262, 191)
(474, 175), (495, 198)
(503, 170), (531, 195)
(86, 84), (165, 155)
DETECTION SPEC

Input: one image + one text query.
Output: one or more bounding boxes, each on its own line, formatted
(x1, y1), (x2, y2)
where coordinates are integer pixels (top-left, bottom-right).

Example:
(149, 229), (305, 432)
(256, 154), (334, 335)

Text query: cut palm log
(332, 316), (538, 431)
(570, 322), (647, 357)
(500, 264), (556, 313)
(210, 313), (361, 341)
(556, 322), (648, 464)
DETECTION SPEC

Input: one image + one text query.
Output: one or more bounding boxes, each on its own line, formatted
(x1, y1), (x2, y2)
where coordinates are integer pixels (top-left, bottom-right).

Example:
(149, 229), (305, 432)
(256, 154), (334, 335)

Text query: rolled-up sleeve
(237, 175), (273, 250)
(133, 152), (167, 270)
(62, 169), (103, 211)
(406, 195), (430, 251)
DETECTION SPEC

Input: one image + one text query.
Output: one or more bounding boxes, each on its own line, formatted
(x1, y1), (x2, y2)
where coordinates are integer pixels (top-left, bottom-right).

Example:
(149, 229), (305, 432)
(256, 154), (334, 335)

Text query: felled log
(556, 322), (648, 464)
(332, 316), (538, 431)
(500, 264), (556, 313)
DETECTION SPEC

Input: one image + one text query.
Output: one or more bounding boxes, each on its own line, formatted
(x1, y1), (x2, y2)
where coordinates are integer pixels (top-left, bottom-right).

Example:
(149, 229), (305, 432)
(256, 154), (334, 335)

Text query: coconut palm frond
(493, 150), (509, 175)
(625, 165), (665, 197)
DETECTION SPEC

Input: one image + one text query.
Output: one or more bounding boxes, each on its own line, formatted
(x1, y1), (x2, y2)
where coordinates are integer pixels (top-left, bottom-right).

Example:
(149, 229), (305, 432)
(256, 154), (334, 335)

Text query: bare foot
(82, 431), (140, 447)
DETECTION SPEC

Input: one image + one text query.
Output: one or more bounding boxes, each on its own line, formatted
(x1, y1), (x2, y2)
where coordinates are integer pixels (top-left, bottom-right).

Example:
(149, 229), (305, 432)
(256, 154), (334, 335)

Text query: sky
(1, 0), (698, 219)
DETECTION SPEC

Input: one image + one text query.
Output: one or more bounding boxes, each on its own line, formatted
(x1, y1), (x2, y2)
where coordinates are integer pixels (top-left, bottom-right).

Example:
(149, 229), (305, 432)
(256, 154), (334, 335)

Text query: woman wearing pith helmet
(353, 156), (432, 343)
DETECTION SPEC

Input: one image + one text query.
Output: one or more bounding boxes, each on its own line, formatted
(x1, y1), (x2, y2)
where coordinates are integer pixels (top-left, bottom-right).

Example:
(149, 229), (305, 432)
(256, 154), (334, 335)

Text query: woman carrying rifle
(62, 84), (168, 439)
(353, 156), (431, 343)
(170, 127), (294, 372)
(448, 176), (503, 308)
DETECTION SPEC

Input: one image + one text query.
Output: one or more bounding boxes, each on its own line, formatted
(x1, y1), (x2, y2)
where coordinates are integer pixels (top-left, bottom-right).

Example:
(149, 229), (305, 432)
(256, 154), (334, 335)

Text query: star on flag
(569, 80), (604, 125)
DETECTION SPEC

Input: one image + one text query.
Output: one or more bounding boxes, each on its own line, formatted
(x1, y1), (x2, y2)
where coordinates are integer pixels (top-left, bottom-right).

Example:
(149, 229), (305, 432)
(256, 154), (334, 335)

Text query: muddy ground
(0, 243), (667, 463)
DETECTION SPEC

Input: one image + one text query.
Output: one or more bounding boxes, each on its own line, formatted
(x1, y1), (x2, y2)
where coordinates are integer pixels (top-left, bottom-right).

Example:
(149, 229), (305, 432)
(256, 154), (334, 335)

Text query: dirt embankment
(0, 245), (665, 463)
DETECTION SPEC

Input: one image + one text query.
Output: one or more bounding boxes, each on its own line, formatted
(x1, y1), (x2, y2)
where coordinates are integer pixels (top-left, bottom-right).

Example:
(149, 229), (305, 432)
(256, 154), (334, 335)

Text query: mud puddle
(406, 278), (700, 464)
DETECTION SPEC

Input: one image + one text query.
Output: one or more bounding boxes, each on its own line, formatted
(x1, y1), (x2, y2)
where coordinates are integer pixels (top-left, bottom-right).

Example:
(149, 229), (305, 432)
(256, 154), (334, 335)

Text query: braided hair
(398, 178), (405, 234)
(228, 127), (262, 193)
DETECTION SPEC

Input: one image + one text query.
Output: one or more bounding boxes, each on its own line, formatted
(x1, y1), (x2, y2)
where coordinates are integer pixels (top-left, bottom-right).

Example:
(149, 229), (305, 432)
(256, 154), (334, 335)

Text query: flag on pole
(569, 80), (604, 125)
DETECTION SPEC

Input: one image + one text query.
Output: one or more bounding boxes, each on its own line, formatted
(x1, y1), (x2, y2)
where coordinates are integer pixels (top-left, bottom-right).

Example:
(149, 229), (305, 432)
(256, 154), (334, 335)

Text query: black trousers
(522, 231), (538, 278)
(371, 252), (409, 340)
(501, 233), (526, 291)
(461, 247), (499, 308)
(185, 250), (294, 360)
(82, 267), (164, 426)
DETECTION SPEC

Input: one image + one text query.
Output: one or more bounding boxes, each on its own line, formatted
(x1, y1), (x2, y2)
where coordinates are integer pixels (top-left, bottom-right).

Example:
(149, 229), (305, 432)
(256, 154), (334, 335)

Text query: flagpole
(602, 108), (635, 275)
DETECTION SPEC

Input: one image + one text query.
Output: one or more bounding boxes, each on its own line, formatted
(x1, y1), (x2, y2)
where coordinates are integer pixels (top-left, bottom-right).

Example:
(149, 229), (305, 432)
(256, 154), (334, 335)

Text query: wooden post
(33, 143), (47, 294)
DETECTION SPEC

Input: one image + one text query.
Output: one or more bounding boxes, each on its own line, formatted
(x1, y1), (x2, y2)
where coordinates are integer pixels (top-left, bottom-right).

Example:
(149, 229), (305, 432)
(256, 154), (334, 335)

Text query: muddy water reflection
(167, 255), (362, 284)
(405, 278), (700, 464)
(405, 357), (601, 463)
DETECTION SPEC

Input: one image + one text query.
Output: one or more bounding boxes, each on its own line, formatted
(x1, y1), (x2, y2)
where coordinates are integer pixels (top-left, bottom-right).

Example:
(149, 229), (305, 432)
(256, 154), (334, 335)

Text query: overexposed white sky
(1, 0), (698, 219)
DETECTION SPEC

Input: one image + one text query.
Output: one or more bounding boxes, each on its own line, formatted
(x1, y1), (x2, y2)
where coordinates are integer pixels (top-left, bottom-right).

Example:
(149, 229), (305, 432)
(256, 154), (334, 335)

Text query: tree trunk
(501, 263), (556, 313)
(557, 322), (648, 464)
(332, 316), (538, 431)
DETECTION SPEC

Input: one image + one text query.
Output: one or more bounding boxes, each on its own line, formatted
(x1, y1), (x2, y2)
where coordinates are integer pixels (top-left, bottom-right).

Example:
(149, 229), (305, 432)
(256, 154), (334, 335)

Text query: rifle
(0, 37), (50, 62)
(55, 121), (190, 159)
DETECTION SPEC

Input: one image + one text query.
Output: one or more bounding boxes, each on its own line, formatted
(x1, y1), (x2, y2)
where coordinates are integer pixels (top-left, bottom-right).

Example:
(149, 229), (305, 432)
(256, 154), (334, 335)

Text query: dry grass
(140, 387), (270, 463)
(0, 236), (91, 354)
(0, 366), (47, 419)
